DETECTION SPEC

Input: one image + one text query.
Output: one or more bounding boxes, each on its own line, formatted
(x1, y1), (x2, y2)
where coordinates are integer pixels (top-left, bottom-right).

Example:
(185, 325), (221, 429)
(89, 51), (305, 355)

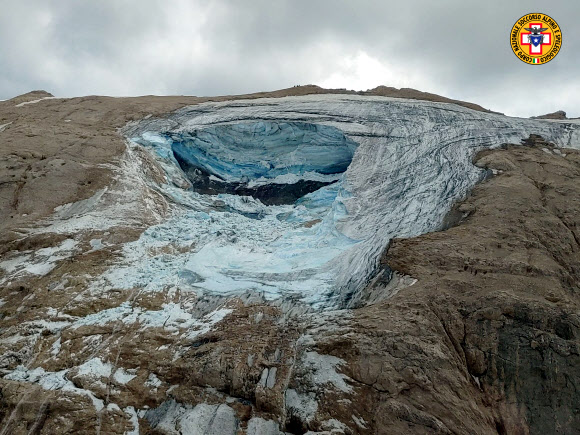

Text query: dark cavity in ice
(167, 121), (358, 205)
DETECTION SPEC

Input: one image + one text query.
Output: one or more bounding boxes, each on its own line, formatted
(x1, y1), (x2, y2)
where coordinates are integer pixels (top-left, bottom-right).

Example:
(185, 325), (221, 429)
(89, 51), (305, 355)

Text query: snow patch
(15, 97), (57, 107)
(303, 351), (353, 393)
(124, 406), (140, 435)
(144, 400), (238, 435)
(50, 337), (62, 357)
(5, 366), (105, 411)
(247, 417), (282, 435)
(89, 238), (104, 251)
(352, 415), (368, 429)
(285, 389), (318, 424)
(76, 357), (112, 388)
(145, 373), (162, 390)
(71, 302), (231, 339)
(113, 367), (136, 385)
(0, 238), (78, 284)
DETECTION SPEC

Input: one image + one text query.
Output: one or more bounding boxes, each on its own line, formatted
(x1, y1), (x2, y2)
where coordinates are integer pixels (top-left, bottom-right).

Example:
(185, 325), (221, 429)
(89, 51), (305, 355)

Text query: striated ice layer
(120, 95), (580, 308)
(168, 121), (358, 183)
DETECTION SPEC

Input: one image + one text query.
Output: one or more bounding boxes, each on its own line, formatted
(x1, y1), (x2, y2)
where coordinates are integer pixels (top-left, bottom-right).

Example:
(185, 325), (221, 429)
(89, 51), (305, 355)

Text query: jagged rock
(376, 143), (580, 434)
(520, 133), (557, 148)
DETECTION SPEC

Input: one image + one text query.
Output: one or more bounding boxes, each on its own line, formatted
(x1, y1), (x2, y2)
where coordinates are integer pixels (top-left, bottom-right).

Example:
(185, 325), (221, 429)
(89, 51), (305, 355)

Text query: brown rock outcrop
(365, 85), (498, 113)
(531, 110), (567, 120)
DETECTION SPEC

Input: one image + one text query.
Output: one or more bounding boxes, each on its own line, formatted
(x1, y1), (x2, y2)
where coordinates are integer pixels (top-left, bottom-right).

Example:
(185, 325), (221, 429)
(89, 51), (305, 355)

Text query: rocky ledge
(531, 110), (568, 120)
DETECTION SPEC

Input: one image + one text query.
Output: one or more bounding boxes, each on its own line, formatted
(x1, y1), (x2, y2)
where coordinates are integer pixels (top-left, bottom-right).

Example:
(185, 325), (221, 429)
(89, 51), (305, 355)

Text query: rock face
(531, 110), (567, 120)
(357, 141), (580, 434)
(0, 89), (579, 434)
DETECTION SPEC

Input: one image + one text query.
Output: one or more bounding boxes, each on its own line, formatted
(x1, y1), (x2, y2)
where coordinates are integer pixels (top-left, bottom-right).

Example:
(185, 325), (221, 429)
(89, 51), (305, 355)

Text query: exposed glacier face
(147, 122), (358, 206)
(119, 95), (580, 309)
(117, 122), (358, 308)
(170, 122), (358, 182)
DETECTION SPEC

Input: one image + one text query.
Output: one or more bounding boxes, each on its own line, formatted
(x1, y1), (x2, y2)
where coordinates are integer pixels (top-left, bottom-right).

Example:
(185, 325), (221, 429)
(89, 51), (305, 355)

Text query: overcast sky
(0, 0), (577, 117)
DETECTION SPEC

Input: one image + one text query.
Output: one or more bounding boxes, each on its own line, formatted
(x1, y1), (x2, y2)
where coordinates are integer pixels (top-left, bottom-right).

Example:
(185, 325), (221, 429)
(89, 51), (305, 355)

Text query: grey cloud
(0, 0), (578, 117)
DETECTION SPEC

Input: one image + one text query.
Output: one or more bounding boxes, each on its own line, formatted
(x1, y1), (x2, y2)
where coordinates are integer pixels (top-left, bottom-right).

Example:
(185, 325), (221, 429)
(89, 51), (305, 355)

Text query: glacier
(169, 122), (358, 182)
(115, 94), (580, 309)
(140, 122), (358, 206)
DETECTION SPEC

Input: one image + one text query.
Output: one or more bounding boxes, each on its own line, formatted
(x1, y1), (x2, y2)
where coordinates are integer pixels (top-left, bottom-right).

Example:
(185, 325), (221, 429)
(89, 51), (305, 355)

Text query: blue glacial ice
(113, 94), (580, 309)
(168, 122), (358, 183)
(107, 121), (361, 308)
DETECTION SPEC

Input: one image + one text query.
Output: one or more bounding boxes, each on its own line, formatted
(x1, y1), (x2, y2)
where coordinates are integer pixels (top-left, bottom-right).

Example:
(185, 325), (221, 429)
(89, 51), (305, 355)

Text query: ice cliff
(119, 94), (580, 309)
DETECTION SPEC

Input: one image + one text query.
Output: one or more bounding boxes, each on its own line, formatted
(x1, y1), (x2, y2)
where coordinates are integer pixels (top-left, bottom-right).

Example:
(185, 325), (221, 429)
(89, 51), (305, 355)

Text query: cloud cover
(0, 0), (578, 117)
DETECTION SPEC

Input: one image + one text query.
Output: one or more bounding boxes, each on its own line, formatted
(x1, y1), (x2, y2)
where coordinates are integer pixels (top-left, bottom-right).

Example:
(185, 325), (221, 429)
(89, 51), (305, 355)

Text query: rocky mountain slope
(531, 110), (569, 120)
(0, 88), (579, 434)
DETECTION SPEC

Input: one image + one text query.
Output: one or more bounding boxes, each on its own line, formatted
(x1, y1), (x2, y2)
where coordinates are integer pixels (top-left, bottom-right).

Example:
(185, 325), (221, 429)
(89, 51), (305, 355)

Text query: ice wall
(169, 121), (358, 183)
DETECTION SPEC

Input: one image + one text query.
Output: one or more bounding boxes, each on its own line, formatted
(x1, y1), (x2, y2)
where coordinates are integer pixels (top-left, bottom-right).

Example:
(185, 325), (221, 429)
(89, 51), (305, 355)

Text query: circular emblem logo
(510, 13), (562, 65)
